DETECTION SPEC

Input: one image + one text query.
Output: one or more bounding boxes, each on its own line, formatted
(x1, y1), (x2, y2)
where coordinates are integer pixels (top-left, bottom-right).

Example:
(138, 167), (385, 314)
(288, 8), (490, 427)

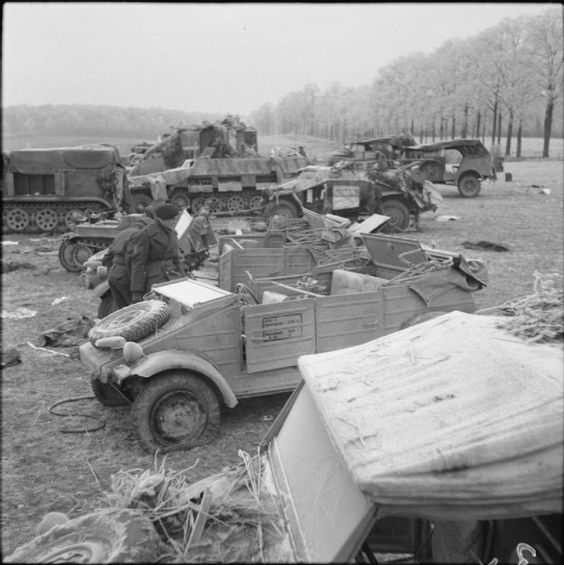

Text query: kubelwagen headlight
(123, 341), (144, 364)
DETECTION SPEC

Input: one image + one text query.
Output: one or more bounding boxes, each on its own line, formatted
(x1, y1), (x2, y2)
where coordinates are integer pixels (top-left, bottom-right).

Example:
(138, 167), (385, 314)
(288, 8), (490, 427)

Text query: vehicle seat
(330, 269), (388, 295)
(262, 290), (289, 304)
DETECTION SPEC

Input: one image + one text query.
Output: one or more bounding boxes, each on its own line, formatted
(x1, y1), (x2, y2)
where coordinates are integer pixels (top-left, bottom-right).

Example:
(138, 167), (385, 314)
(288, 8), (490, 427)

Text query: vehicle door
(243, 299), (316, 373)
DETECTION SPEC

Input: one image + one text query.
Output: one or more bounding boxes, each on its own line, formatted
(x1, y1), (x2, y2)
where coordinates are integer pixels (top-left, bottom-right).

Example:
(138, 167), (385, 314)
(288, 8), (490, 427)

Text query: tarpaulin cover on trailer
(5, 146), (121, 175)
(298, 310), (563, 521)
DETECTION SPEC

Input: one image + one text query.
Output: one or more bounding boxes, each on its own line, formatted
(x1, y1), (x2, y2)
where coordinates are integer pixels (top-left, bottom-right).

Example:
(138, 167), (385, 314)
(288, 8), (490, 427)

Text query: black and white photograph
(2, 2), (562, 563)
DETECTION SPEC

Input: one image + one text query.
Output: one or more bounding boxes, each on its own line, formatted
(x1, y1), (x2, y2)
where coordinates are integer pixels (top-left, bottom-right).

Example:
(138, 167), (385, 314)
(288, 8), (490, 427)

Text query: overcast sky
(2, 2), (555, 116)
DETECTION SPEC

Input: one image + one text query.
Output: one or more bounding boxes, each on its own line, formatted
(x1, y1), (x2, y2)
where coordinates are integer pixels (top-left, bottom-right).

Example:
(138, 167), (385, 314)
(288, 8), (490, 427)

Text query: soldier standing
(129, 203), (186, 303)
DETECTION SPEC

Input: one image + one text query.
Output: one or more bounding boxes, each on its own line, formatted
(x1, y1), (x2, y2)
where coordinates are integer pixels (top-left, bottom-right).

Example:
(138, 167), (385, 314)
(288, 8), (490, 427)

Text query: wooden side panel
(244, 300), (316, 373)
(315, 292), (384, 352)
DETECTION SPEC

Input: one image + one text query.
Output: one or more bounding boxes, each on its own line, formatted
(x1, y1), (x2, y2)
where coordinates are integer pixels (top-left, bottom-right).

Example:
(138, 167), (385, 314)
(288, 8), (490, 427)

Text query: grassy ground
(1, 159), (562, 557)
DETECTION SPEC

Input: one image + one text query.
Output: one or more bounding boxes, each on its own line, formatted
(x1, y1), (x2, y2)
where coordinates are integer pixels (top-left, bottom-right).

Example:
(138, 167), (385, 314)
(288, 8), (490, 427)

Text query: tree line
(250, 7), (563, 157)
(3, 8), (561, 158)
(2, 105), (220, 141)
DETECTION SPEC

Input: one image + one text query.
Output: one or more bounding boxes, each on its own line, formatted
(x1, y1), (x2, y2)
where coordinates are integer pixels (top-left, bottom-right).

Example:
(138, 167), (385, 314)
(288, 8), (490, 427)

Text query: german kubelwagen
(79, 232), (487, 453)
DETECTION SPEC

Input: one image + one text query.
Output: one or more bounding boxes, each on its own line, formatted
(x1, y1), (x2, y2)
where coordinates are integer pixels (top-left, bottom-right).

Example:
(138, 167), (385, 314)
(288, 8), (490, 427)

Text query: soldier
(129, 203), (186, 303)
(105, 216), (153, 310)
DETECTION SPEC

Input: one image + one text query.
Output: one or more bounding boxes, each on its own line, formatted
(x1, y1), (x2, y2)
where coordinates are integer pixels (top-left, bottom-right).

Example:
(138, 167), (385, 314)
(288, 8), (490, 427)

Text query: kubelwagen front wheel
(457, 173), (481, 197)
(132, 372), (220, 453)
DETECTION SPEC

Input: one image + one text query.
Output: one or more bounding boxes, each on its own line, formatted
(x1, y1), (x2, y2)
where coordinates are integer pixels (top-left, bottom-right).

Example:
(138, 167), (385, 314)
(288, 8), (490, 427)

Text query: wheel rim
(151, 390), (208, 444)
(59, 240), (82, 272)
(191, 197), (205, 213)
(249, 195), (264, 210)
(171, 191), (190, 210)
(6, 208), (30, 231)
(226, 195), (245, 212)
(205, 197), (222, 214)
(460, 177), (479, 196)
(71, 244), (93, 268)
(63, 209), (84, 230)
(35, 209), (59, 231)
(382, 203), (409, 229)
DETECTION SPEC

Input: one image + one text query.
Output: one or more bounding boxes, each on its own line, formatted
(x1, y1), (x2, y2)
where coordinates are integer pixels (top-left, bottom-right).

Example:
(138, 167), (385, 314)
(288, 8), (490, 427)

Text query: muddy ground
(1, 159), (563, 556)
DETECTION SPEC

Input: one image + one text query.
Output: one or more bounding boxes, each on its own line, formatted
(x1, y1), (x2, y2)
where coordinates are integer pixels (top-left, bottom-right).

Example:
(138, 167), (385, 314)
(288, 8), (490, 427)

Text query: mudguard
(124, 349), (238, 408)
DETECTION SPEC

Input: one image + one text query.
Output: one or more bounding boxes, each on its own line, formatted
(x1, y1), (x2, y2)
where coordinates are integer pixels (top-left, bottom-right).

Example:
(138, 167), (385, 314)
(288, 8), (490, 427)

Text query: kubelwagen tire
(4, 508), (163, 563)
(58, 239), (82, 272)
(380, 198), (411, 231)
(91, 379), (130, 407)
(88, 300), (170, 344)
(132, 372), (220, 453)
(264, 199), (299, 220)
(457, 173), (481, 197)
(130, 192), (153, 213)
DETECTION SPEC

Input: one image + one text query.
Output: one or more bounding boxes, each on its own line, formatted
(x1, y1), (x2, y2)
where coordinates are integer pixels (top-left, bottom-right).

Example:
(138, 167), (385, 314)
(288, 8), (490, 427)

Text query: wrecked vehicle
(78, 233), (485, 453)
(11, 310), (562, 563)
(2, 145), (130, 234)
(59, 210), (210, 274)
(399, 138), (496, 197)
(261, 162), (441, 231)
(327, 133), (417, 169)
(126, 116), (307, 214)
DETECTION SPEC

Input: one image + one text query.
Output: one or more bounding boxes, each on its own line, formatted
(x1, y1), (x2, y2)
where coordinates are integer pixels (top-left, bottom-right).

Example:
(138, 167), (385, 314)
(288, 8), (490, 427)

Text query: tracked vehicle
(2, 145), (128, 234)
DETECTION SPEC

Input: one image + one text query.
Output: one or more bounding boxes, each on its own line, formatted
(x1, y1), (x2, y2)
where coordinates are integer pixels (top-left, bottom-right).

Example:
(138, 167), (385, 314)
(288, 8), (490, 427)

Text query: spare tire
(5, 508), (164, 563)
(88, 300), (170, 344)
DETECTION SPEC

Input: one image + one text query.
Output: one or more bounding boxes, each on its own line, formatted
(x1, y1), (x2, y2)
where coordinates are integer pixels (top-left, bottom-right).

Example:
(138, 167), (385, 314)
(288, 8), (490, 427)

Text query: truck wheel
(88, 300), (170, 344)
(457, 173), (481, 197)
(58, 240), (82, 272)
(170, 189), (190, 210)
(380, 199), (410, 231)
(133, 372), (220, 453)
(5, 509), (163, 563)
(91, 379), (130, 406)
(264, 199), (299, 220)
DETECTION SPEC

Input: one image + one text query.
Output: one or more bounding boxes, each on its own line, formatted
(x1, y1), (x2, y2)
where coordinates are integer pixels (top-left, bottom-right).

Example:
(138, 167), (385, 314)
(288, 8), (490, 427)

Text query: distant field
(2, 134), (562, 161)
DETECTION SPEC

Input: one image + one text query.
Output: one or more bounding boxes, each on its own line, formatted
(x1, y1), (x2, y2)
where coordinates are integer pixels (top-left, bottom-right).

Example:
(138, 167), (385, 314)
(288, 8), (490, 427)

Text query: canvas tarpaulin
(6, 146), (121, 175)
(297, 310), (563, 521)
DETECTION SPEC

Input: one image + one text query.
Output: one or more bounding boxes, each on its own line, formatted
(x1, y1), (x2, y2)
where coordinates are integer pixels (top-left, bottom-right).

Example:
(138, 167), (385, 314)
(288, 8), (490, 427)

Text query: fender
(124, 349), (238, 408)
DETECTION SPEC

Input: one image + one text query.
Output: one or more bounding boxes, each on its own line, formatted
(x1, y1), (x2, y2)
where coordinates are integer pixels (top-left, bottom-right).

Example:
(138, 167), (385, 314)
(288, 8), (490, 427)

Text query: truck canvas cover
(5, 145), (121, 175)
(297, 310), (563, 521)
(407, 139), (490, 156)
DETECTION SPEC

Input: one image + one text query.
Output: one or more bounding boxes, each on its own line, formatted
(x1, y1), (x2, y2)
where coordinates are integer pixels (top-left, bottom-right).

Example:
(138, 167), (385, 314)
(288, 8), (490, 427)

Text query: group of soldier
(103, 203), (212, 313)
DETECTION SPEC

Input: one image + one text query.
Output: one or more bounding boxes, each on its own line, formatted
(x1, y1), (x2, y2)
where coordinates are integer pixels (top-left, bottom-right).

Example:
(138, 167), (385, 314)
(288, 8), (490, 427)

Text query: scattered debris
(51, 296), (70, 306)
(26, 342), (71, 358)
(1, 241), (19, 246)
(480, 272), (563, 343)
(435, 215), (461, 222)
(2, 261), (37, 273)
(462, 240), (509, 252)
(1, 307), (37, 320)
(539, 188), (552, 195)
(39, 316), (95, 348)
(1, 348), (22, 368)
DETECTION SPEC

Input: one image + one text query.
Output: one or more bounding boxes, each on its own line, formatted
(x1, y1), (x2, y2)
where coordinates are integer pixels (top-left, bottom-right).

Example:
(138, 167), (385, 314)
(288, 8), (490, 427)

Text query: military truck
(126, 117), (307, 215)
(2, 145), (129, 233)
